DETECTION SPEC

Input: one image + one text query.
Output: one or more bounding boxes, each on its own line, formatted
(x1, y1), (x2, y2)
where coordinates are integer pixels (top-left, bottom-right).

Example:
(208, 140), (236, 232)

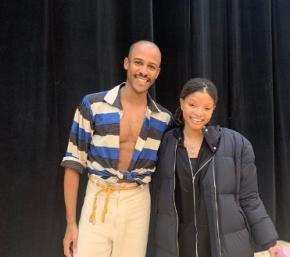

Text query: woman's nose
(193, 107), (203, 116)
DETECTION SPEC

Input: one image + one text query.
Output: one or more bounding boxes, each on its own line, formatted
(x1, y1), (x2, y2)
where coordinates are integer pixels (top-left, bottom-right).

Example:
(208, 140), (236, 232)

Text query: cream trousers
(75, 176), (150, 257)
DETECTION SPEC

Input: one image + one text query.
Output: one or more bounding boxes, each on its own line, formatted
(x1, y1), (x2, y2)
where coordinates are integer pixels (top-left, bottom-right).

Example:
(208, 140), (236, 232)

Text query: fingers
(72, 234), (78, 254)
(268, 245), (280, 257)
(63, 223), (79, 257)
(63, 238), (72, 257)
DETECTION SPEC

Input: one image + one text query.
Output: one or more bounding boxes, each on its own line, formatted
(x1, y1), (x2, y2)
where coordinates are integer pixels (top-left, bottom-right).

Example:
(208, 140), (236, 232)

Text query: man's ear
(155, 68), (161, 79)
(123, 57), (129, 70)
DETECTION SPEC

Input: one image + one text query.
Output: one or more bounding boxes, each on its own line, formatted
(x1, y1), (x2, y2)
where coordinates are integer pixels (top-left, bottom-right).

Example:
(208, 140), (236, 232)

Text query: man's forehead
(130, 43), (160, 56)
(129, 45), (161, 65)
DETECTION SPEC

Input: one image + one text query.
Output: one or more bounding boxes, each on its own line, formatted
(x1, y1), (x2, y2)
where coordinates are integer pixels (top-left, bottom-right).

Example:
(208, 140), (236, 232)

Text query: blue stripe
(143, 117), (150, 130)
(138, 148), (158, 161)
(141, 170), (153, 176)
(87, 169), (153, 180)
(65, 152), (73, 157)
(131, 149), (141, 161)
(150, 117), (167, 131)
(88, 168), (112, 178)
(82, 95), (91, 109)
(93, 113), (119, 125)
(71, 121), (91, 143)
(90, 146), (119, 160)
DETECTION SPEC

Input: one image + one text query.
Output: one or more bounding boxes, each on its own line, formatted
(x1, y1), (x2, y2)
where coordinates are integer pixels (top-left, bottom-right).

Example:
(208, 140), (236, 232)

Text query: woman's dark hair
(174, 78), (218, 127)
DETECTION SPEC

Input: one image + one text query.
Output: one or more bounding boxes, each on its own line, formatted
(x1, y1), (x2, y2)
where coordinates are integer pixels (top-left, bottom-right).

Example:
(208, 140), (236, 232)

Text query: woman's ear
(179, 98), (184, 111)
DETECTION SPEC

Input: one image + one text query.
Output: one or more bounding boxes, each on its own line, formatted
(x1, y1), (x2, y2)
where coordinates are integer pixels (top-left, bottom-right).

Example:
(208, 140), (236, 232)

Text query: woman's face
(180, 91), (215, 131)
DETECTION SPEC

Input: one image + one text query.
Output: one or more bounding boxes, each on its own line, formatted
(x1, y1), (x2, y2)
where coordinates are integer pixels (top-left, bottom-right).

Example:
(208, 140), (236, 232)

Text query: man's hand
(63, 222), (78, 257)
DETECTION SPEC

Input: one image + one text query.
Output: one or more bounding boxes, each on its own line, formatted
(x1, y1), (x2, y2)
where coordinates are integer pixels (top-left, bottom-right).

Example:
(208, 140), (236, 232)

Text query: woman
(148, 78), (279, 257)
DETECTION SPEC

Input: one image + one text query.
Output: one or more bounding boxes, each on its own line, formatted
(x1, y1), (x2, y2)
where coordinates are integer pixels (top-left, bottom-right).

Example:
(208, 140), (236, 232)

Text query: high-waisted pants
(74, 177), (150, 257)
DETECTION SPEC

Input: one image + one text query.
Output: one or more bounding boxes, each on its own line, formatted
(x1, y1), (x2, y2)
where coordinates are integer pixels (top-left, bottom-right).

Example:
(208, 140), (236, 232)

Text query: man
(61, 40), (172, 257)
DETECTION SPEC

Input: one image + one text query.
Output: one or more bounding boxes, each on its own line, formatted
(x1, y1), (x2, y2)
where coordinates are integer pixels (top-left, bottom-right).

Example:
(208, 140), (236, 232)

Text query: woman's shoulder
(220, 127), (253, 149)
(159, 127), (181, 149)
(163, 127), (181, 139)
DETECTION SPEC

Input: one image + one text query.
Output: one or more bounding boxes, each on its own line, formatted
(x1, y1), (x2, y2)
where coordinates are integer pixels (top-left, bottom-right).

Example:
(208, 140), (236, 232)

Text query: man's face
(123, 43), (161, 94)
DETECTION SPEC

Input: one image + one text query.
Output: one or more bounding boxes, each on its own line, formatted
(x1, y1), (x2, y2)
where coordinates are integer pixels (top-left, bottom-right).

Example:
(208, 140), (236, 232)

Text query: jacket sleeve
(146, 132), (170, 257)
(239, 137), (278, 250)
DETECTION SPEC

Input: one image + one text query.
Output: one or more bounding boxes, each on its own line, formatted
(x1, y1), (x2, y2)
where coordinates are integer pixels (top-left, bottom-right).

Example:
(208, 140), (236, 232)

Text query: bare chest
(117, 108), (147, 171)
(119, 109), (146, 143)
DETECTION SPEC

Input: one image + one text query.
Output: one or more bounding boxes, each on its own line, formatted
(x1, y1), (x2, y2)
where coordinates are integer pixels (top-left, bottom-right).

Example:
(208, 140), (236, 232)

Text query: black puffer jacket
(147, 126), (278, 257)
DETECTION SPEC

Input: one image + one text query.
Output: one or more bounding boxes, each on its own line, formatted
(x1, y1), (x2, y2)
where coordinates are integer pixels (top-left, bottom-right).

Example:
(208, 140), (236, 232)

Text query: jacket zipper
(188, 155), (214, 257)
(173, 140), (179, 257)
(212, 158), (222, 257)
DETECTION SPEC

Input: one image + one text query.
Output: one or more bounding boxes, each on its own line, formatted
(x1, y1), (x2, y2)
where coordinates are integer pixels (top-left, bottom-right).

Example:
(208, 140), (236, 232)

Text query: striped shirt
(61, 83), (172, 184)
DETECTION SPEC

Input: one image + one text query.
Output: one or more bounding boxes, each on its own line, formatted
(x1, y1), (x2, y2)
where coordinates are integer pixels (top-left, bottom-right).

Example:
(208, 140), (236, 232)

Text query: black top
(175, 141), (211, 257)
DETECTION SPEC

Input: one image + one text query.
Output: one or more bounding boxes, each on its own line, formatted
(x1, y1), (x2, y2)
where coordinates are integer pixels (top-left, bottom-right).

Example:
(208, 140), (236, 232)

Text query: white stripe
(87, 161), (117, 174)
(73, 109), (92, 134)
(132, 167), (155, 174)
(103, 84), (120, 104)
(66, 141), (87, 165)
(151, 111), (171, 123)
(143, 137), (161, 151)
(91, 102), (120, 115)
(91, 135), (119, 148)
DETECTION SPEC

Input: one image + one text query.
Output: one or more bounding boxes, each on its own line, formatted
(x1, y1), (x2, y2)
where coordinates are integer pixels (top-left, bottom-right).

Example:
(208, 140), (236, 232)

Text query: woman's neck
(183, 126), (204, 158)
(183, 126), (203, 141)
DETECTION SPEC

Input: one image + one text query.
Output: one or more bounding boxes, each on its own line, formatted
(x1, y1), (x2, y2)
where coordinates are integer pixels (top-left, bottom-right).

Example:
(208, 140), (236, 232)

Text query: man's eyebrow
(132, 57), (159, 67)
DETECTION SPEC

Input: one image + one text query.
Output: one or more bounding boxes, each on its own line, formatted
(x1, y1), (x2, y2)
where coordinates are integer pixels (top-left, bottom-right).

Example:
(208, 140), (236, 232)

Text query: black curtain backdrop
(1, 1), (289, 257)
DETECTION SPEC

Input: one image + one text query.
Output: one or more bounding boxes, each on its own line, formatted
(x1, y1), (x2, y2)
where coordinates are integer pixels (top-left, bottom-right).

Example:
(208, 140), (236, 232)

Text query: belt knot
(88, 176), (139, 224)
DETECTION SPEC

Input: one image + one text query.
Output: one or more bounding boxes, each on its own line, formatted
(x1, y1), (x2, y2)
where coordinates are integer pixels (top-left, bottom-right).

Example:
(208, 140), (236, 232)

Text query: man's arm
(63, 168), (80, 257)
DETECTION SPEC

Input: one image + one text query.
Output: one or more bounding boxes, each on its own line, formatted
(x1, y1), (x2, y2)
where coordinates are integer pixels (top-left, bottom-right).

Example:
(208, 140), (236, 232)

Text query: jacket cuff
(261, 240), (277, 251)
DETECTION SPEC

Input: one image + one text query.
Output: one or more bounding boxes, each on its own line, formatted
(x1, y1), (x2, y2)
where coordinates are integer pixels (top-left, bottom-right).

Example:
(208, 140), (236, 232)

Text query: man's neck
(121, 84), (147, 107)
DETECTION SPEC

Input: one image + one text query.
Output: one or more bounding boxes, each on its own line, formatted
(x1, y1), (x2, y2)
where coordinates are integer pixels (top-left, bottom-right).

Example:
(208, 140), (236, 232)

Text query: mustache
(134, 73), (150, 82)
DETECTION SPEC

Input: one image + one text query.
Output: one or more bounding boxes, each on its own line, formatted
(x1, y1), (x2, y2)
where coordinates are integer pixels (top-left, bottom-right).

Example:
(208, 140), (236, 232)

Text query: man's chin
(135, 82), (152, 91)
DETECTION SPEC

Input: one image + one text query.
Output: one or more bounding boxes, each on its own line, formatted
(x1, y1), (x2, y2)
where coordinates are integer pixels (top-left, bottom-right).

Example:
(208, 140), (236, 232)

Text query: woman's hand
(268, 244), (280, 257)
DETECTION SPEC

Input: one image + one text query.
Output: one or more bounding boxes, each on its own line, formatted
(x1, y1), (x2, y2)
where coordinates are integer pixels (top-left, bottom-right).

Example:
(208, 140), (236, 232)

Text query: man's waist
(88, 174), (140, 188)
(87, 168), (154, 184)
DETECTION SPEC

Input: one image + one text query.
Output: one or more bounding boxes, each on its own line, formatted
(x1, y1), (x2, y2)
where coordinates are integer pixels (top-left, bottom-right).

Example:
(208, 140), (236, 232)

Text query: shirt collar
(103, 82), (162, 113)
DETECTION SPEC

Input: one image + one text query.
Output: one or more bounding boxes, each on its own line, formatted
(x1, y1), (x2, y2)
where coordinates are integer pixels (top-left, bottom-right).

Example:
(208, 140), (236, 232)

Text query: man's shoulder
(82, 91), (108, 105)
(154, 102), (172, 116)
(80, 84), (120, 106)
(151, 104), (173, 128)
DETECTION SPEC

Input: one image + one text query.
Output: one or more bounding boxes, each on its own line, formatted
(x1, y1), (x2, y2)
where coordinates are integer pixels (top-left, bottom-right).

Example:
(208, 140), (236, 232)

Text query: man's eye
(134, 60), (142, 65)
(148, 65), (157, 71)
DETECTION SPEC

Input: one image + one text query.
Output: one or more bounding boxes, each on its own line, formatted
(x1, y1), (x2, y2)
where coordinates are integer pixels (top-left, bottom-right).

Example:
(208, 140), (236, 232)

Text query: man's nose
(139, 64), (149, 75)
